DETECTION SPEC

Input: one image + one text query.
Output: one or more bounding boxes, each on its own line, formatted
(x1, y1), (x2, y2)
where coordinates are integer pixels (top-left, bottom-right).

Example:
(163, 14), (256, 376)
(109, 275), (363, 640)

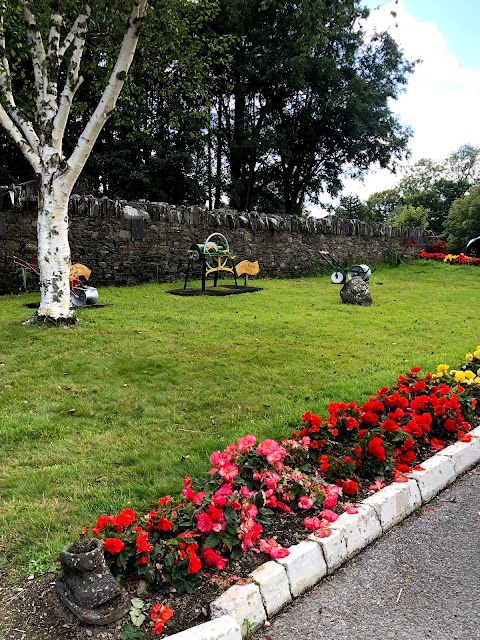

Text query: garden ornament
(318, 250), (371, 284)
(184, 232), (238, 292)
(235, 259), (260, 286)
(56, 538), (129, 625)
(12, 256), (99, 306)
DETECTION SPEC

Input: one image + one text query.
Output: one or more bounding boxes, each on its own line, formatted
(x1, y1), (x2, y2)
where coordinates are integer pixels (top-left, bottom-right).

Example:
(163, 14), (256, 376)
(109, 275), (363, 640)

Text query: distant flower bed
(83, 348), (480, 636)
(418, 250), (480, 265)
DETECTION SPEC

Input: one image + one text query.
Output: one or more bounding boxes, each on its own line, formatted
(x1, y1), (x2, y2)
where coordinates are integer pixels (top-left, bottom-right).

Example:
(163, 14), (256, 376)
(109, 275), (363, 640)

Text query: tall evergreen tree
(214, 0), (414, 214)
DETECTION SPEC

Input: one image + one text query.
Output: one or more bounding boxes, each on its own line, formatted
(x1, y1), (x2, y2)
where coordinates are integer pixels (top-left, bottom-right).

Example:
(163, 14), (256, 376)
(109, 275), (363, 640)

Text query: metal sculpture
(318, 250), (371, 283)
(184, 232), (238, 292)
(12, 256), (99, 306)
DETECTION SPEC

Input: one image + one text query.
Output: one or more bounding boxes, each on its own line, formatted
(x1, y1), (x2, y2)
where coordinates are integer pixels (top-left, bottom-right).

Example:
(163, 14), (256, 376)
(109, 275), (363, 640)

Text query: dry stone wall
(0, 193), (431, 294)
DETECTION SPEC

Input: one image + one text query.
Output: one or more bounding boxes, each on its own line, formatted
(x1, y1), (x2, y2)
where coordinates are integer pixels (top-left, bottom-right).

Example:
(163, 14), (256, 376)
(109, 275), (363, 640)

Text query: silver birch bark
(0, 0), (148, 322)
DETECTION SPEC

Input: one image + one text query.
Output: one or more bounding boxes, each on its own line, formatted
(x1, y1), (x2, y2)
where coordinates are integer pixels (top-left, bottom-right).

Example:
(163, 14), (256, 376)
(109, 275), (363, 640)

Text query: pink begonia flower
(345, 505), (359, 514)
(314, 528), (331, 538)
(218, 463), (239, 482)
(325, 484), (340, 495)
(240, 485), (254, 498)
(318, 509), (339, 522)
(224, 442), (236, 457)
(209, 450), (224, 468)
(256, 439), (288, 469)
(237, 434), (256, 453)
(303, 517), (324, 530)
(212, 484), (233, 506)
(289, 471), (304, 482)
(259, 538), (290, 559)
(196, 512), (214, 533)
(298, 496), (314, 510)
(239, 521), (262, 551)
(300, 436), (311, 447)
(369, 480), (386, 492)
(323, 494), (338, 509)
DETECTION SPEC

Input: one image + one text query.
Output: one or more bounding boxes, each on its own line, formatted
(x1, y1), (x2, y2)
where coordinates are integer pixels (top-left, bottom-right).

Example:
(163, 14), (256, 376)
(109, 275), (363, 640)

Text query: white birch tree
(0, 0), (148, 323)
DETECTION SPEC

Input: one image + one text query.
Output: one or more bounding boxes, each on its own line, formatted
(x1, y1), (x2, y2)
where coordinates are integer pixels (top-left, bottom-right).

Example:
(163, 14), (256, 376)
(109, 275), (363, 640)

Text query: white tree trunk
(36, 176), (73, 320)
(0, 0), (148, 323)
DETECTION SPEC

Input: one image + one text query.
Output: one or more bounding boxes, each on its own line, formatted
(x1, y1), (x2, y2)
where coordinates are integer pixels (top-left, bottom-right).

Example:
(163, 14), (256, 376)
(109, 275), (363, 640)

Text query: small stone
(136, 579), (149, 598)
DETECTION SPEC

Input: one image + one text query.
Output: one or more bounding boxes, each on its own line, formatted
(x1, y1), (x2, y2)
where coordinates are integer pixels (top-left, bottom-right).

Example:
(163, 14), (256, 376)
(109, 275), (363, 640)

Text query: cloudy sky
(314, 0), (480, 210)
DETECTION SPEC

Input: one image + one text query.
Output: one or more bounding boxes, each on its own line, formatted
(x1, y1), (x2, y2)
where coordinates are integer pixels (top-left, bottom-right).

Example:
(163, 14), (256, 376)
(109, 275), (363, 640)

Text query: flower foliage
(86, 348), (480, 633)
(425, 239), (449, 254)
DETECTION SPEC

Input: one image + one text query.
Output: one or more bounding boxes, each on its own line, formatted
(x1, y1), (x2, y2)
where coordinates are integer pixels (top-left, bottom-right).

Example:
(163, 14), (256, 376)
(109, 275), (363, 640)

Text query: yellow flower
(450, 370), (457, 376)
(436, 364), (449, 373)
(474, 349), (480, 359)
(474, 377), (480, 384)
(465, 353), (474, 362)
(454, 371), (466, 383)
(464, 370), (475, 379)
(477, 368), (480, 376)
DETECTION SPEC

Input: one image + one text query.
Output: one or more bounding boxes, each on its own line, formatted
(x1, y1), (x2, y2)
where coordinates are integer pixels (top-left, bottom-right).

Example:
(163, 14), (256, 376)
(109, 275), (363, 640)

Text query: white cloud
(314, 1), (480, 210)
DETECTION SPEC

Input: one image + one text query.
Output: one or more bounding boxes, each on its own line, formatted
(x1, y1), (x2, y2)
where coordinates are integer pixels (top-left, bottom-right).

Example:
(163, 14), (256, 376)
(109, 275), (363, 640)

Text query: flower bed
(82, 348), (480, 637)
(418, 250), (480, 265)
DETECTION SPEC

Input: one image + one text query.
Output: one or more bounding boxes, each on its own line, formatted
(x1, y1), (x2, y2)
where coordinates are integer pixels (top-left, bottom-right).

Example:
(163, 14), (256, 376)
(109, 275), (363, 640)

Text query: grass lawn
(1, 259), (479, 576)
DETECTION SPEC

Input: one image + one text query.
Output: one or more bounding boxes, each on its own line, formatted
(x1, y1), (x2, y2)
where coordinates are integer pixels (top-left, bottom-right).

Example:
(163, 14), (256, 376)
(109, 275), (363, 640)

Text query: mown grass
(1, 260), (479, 576)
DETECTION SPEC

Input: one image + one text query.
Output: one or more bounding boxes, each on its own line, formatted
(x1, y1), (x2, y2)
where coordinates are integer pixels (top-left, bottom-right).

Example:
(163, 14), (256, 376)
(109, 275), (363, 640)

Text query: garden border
(165, 425), (480, 639)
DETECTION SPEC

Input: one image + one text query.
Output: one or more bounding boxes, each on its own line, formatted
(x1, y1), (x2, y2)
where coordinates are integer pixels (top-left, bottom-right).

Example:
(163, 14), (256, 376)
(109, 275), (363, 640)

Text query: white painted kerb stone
(276, 540), (327, 597)
(440, 437), (480, 475)
(210, 582), (266, 636)
(469, 424), (480, 438)
(408, 453), (456, 503)
(165, 614), (241, 640)
(249, 560), (291, 616)
(328, 504), (382, 558)
(308, 527), (348, 574)
(362, 480), (421, 531)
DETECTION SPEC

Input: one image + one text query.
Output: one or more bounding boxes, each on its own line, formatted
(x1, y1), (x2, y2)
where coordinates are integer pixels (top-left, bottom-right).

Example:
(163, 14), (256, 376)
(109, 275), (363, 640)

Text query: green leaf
(120, 624), (144, 640)
(130, 597), (145, 610)
(130, 610), (146, 627)
(203, 532), (221, 548)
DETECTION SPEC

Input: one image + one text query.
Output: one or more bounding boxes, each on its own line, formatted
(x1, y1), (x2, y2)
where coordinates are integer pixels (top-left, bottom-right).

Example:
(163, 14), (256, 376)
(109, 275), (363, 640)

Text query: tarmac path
(254, 465), (480, 640)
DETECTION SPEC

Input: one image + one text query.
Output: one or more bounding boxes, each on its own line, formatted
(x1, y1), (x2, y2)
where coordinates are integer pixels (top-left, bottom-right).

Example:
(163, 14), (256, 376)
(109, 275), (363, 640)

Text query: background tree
(391, 204), (428, 229)
(334, 195), (372, 221)
(361, 145), (480, 233)
(365, 188), (402, 223)
(211, 0), (414, 215)
(444, 185), (480, 252)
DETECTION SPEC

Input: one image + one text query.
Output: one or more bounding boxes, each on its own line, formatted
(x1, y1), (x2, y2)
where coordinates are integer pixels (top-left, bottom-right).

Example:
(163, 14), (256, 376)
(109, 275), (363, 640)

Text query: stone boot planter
(56, 538), (130, 625)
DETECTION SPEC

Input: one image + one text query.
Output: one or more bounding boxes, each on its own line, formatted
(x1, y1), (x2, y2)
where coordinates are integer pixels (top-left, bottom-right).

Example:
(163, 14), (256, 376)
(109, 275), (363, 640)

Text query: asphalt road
(254, 466), (480, 640)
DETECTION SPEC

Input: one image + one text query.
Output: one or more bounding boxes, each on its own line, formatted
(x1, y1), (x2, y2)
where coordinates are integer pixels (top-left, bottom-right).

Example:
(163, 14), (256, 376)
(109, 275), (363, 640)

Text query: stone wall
(0, 191), (432, 294)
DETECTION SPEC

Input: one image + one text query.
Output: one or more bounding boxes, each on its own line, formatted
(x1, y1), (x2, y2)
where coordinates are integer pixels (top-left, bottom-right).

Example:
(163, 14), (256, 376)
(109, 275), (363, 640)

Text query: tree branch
(0, 3), (40, 154)
(58, 4), (90, 61)
(64, 0), (148, 189)
(52, 5), (91, 153)
(47, 0), (62, 62)
(20, 1), (47, 112)
(0, 103), (41, 173)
